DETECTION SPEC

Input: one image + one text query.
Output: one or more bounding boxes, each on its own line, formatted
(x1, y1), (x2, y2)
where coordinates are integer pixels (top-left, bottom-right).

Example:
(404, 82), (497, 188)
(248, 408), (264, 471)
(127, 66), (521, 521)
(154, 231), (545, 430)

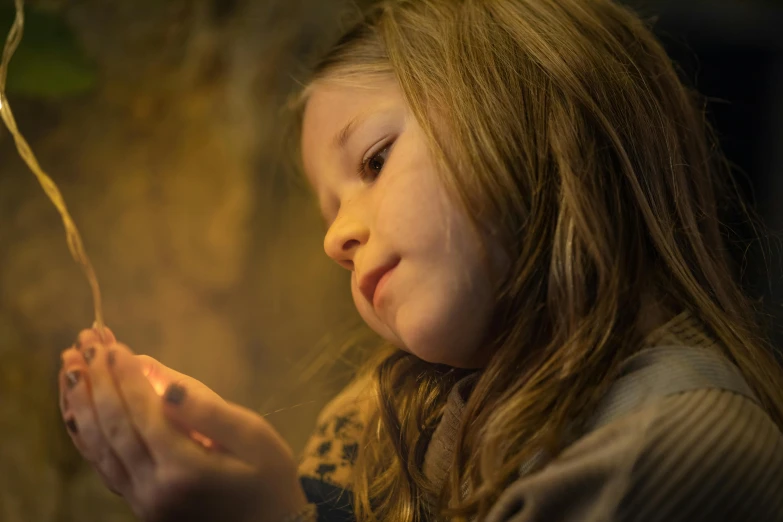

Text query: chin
(394, 310), (484, 369)
(356, 295), (488, 369)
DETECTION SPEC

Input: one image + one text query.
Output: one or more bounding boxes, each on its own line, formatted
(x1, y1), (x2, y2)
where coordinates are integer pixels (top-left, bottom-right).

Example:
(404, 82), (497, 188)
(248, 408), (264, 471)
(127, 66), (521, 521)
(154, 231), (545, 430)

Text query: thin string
(0, 0), (106, 338)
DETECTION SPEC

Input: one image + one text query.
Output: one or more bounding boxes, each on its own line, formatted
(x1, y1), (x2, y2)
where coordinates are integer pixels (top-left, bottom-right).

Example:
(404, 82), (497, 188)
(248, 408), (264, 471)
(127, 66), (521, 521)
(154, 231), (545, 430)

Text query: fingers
(103, 350), (257, 488)
(109, 352), (258, 485)
(76, 325), (117, 347)
(61, 358), (131, 494)
(82, 339), (155, 474)
(64, 326), (260, 499)
(60, 348), (83, 413)
(107, 346), (189, 461)
(59, 361), (88, 453)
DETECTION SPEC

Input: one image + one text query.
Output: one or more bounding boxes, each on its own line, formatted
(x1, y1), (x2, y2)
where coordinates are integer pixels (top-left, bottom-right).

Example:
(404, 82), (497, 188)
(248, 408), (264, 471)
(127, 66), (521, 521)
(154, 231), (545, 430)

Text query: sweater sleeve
(485, 388), (783, 522)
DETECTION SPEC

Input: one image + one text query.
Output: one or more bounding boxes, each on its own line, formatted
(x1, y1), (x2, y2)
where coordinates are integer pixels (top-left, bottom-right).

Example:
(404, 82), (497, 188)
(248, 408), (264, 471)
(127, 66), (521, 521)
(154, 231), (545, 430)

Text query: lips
(358, 260), (400, 307)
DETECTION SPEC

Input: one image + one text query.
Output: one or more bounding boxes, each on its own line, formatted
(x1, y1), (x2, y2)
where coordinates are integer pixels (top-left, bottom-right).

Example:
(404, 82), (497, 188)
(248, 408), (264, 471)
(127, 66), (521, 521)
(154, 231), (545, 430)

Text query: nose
(323, 211), (369, 271)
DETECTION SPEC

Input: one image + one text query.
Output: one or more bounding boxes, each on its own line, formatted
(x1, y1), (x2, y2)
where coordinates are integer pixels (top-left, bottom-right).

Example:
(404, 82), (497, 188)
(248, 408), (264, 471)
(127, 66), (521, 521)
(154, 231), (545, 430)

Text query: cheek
(394, 275), (496, 367)
(374, 140), (450, 241)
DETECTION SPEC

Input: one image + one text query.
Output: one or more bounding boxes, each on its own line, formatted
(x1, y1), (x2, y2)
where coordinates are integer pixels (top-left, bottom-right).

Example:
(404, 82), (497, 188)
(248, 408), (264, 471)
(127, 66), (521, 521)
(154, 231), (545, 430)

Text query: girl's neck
(636, 292), (677, 341)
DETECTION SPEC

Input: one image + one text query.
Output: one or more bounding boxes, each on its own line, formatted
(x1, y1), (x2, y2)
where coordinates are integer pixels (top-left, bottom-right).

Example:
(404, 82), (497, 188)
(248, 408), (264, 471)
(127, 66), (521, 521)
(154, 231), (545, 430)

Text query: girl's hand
(58, 327), (308, 522)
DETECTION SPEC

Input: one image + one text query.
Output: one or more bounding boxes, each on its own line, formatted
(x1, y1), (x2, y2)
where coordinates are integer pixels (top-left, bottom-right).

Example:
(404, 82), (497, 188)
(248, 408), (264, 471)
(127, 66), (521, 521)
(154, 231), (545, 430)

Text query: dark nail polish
(65, 370), (81, 389)
(83, 347), (96, 364)
(164, 384), (186, 405)
(65, 417), (78, 434)
(107, 350), (116, 367)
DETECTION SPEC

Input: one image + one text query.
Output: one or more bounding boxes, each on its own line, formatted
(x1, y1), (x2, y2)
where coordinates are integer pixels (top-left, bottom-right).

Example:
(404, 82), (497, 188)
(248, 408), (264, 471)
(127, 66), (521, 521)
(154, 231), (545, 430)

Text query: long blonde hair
(295, 1), (783, 520)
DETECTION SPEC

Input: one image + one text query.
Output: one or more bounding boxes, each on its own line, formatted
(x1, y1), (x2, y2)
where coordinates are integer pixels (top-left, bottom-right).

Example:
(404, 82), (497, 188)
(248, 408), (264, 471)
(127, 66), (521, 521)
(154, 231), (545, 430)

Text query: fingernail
(65, 370), (81, 389)
(107, 350), (116, 368)
(83, 347), (96, 364)
(164, 384), (186, 405)
(65, 417), (78, 434)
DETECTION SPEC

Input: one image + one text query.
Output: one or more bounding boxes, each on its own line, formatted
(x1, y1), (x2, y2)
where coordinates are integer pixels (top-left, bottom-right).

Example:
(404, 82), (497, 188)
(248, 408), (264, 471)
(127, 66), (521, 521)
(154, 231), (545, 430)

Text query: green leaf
(0, 6), (97, 100)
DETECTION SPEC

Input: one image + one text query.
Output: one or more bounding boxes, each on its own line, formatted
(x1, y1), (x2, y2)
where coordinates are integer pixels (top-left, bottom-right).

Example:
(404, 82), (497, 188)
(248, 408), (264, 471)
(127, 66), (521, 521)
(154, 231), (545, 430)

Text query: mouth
(358, 260), (400, 307)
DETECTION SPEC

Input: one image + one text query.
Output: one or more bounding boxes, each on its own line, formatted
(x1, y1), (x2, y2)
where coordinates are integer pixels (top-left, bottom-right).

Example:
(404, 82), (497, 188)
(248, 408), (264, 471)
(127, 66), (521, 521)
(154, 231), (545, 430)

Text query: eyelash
(357, 140), (393, 182)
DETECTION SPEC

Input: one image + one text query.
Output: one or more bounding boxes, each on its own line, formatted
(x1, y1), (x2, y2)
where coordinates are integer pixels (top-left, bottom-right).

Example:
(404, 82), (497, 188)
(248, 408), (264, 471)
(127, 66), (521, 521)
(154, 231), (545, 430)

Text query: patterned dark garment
(298, 379), (370, 522)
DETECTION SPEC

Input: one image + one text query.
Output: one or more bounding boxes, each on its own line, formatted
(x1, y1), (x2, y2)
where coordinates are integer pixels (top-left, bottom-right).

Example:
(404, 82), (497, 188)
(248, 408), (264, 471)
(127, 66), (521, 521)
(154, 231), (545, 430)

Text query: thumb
(161, 381), (280, 463)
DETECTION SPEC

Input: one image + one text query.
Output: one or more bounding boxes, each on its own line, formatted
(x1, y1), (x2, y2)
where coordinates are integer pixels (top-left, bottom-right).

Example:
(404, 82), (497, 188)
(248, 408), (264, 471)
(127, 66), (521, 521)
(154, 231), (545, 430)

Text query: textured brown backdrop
(0, 1), (367, 520)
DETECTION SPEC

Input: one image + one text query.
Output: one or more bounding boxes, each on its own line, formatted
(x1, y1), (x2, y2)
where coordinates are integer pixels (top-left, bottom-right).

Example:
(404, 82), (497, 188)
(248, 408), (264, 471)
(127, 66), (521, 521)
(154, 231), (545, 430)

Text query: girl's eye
(358, 144), (391, 182)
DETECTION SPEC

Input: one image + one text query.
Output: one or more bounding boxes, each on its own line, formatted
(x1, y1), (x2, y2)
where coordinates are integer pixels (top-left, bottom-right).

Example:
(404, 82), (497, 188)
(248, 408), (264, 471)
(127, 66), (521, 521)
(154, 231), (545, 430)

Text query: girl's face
(301, 78), (499, 368)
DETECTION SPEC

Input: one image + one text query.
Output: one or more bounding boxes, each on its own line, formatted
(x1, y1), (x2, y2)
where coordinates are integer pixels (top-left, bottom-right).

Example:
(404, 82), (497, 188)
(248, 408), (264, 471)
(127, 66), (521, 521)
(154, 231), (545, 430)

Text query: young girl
(58, 0), (783, 521)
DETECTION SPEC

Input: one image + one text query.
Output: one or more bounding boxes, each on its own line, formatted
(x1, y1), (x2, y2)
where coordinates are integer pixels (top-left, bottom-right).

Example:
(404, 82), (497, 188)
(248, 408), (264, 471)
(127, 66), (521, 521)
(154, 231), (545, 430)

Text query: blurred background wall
(0, 1), (780, 521)
(630, 0), (783, 352)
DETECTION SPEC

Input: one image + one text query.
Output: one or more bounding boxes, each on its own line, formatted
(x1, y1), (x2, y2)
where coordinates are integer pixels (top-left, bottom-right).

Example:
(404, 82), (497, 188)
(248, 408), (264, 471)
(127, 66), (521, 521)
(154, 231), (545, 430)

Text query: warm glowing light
(142, 365), (168, 396)
(190, 430), (215, 449)
(151, 378), (167, 397)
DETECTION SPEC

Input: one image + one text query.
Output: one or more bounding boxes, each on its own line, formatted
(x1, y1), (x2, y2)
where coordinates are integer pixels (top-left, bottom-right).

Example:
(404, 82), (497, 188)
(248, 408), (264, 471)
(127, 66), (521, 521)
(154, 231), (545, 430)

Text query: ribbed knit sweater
(296, 312), (783, 521)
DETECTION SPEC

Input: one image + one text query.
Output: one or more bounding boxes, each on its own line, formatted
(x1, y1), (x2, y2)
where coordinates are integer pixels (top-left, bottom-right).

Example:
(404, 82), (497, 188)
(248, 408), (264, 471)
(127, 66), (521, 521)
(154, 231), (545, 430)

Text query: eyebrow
(332, 110), (370, 151)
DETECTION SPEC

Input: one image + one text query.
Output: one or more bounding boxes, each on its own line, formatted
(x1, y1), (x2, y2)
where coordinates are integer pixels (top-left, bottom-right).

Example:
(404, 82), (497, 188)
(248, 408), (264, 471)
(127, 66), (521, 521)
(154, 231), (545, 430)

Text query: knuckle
(104, 417), (123, 442)
(99, 412), (134, 449)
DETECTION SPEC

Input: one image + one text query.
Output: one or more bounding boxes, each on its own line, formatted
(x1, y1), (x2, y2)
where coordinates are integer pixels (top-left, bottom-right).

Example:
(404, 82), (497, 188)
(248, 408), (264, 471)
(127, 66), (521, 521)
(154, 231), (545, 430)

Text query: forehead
(300, 78), (402, 186)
